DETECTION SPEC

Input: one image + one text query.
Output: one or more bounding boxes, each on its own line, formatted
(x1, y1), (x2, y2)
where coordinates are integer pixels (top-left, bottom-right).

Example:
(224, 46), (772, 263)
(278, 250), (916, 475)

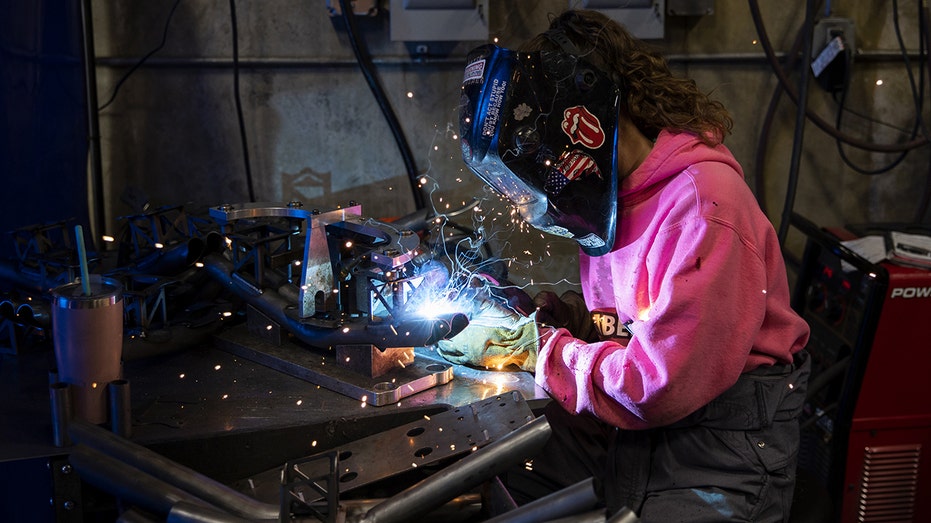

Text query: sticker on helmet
(561, 106), (606, 149)
(463, 59), (486, 85)
(513, 103), (533, 121)
(482, 79), (508, 137)
(576, 233), (606, 249)
(545, 150), (600, 195)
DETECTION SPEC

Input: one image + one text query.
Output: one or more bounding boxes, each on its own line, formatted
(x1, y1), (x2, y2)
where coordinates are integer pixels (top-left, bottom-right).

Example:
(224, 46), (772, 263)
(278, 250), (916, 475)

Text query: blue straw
(75, 225), (92, 296)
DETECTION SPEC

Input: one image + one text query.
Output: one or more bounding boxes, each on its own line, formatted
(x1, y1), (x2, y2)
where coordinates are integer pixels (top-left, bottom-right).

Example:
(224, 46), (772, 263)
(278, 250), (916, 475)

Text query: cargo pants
(506, 350), (811, 522)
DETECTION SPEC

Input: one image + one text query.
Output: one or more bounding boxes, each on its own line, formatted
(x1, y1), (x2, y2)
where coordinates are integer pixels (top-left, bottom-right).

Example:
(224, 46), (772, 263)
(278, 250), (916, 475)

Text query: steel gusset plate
(282, 391), (535, 503)
(214, 324), (454, 406)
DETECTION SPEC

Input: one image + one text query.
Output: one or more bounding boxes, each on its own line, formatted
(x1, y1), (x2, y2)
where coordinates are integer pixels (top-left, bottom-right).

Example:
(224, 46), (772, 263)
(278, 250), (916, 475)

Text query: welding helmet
(459, 43), (620, 256)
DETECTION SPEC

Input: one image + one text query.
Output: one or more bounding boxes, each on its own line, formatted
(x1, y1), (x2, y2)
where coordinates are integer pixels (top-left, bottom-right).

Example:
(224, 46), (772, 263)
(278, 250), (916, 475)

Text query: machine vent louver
(857, 444), (921, 522)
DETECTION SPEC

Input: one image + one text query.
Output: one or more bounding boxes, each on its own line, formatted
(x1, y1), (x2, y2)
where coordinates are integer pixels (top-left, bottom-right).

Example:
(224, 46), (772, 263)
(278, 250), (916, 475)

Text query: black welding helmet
(459, 43), (620, 256)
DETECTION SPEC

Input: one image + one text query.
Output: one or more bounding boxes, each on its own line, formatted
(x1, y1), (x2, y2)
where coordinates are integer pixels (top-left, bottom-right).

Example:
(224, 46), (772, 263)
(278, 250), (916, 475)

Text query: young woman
(449, 9), (811, 522)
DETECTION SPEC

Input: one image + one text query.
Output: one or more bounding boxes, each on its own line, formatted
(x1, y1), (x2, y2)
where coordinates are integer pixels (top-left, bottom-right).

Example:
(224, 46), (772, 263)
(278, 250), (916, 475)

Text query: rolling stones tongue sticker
(545, 149), (601, 195)
(561, 106), (606, 149)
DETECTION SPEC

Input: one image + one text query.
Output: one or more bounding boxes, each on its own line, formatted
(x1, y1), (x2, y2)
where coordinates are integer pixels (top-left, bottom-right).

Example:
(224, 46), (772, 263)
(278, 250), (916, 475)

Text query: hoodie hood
(620, 130), (744, 203)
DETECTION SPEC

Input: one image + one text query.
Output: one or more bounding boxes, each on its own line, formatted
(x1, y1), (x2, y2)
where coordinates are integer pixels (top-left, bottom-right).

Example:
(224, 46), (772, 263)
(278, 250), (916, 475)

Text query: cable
(337, 0), (426, 210)
(748, 0), (930, 153)
(97, 0), (182, 112)
(754, 23), (808, 215)
(917, 4), (931, 222)
(833, 0), (926, 175)
(229, 0), (255, 203)
(777, 0), (817, 246)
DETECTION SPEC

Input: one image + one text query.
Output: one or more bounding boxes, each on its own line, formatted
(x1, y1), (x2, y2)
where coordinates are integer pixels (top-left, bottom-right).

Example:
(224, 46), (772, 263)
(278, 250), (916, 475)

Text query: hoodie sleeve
(536, 197), (781, 429)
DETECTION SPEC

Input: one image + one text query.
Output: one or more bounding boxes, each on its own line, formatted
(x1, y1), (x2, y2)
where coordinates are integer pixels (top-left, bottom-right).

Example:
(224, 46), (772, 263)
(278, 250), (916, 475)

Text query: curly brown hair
(521, 10), (733, 145)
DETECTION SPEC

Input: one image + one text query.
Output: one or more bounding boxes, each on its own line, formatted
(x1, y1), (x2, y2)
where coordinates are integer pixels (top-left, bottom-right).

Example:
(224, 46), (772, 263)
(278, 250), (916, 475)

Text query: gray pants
(507, 350), (811, 522)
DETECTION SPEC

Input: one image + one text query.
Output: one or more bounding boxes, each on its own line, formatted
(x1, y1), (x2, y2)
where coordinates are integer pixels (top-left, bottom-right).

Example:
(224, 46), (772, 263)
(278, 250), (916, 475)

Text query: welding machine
(791, 214), (931, 522)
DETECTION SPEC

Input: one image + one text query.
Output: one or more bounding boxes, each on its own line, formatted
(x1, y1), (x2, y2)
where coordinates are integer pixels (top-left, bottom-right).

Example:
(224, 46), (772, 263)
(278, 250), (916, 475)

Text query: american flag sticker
(545, 149), (601, 194)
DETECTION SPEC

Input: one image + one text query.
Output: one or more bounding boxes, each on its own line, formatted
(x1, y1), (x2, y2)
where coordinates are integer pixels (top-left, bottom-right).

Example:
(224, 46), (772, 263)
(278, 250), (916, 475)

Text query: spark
(214, 364), (222, 370)
(297, 399), (303, 405)
(102, 235), (115, 242)
(195, 262), (204, 268)
(154, 242), (164, 249)
(342, 327), (350, 333)
(222, 394), (229, 400)
(179, 373), (186, 379)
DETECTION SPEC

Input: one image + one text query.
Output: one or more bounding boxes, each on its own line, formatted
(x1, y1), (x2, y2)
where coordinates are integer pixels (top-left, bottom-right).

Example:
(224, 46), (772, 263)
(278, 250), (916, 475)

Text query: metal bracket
(210, 202), (362, 319)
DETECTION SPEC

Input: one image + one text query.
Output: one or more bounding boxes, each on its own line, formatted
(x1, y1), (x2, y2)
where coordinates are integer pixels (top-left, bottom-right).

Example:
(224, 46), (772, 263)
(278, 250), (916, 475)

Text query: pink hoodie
(536, 130), (810, 429)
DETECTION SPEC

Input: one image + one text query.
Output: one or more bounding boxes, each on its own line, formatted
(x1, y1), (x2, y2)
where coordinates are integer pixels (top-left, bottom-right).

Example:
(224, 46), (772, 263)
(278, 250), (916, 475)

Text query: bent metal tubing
(202, 253), (469, 350)
(358, 415), (552, 523)
(68, 420), (279, 521)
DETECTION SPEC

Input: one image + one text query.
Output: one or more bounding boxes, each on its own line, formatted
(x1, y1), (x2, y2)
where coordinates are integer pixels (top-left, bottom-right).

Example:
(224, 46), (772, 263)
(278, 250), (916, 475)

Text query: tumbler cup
(51, 276), (123, 424)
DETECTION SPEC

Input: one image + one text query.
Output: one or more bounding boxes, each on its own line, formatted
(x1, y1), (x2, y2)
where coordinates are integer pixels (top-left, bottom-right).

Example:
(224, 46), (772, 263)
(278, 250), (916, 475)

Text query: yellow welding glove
(434, 295), (540, 372)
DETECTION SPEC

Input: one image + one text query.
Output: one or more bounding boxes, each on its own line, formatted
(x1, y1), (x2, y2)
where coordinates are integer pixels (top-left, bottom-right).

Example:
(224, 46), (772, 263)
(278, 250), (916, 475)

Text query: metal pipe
(359, 416), (552, 523)
(0, 298), (15, 320)
(606, 507), (640, 523)
(49, 382), (73, 447)
(1, 297), (51, 327)
(108, 379), (132, 438)
(16, 300), (50, 327)
(0, 259), (71, 294)
(92, 50), (927, 70)
(68, 420), (279, 521)
(120, 237), (205, 275)
(167, 501), (251, 523)
(483, 477), (600, 523)
(203, 254), (468, 349)
(116, 508), (163, 523)
(542, 509), (608, 523)
(69, 444), (211, 517)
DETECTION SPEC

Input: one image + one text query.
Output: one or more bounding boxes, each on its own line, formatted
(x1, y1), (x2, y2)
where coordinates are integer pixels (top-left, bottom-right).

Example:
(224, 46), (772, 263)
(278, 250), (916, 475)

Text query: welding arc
(202, 254), (468, 348)
(338, 0), (426, 210)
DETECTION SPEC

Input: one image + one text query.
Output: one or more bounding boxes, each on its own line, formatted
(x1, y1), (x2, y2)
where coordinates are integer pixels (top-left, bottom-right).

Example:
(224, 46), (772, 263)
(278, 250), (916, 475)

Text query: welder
(442, 9), (811, 522)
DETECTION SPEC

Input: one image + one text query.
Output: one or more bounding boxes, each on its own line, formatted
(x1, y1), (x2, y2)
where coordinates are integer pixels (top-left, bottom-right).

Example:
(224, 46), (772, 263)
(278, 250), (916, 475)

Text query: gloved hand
(435, 282), (540, 371)
(533, 290), (598, 342)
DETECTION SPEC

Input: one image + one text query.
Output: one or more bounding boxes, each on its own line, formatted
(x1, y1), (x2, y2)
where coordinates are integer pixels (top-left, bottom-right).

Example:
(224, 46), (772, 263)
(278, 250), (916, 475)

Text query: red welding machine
(792, 214), (931, 522)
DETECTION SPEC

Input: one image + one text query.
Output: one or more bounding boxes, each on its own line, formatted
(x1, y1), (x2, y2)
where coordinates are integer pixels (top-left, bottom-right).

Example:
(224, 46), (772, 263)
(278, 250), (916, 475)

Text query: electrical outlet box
(811, 18), (855, 93)
(813, 18), (856, 59)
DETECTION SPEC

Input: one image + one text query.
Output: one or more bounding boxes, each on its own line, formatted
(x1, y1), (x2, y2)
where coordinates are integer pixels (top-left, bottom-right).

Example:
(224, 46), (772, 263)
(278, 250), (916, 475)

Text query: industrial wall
(79, 0), (931, 289)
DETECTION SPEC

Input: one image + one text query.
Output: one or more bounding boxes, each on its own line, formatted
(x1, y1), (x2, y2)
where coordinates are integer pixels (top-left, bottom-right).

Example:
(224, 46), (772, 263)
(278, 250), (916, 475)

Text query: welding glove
(533, 290), (599, 342)
(435, 291), (540, 372)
